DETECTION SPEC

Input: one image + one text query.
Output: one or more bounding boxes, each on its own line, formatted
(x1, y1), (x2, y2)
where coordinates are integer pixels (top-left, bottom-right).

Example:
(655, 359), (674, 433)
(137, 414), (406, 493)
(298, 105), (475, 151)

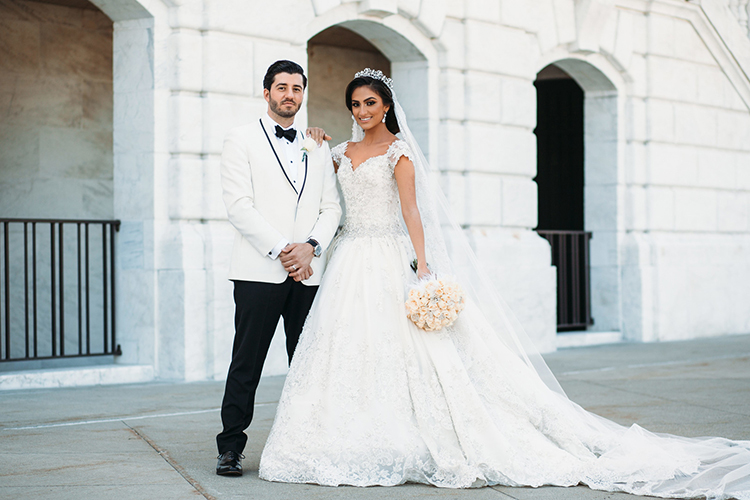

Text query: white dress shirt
(260, 113), (308, 260)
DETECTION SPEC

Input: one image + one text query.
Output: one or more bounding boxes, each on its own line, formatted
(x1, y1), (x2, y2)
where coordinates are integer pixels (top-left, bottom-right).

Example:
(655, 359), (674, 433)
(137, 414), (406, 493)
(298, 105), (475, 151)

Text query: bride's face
(351, 86), (389, 131)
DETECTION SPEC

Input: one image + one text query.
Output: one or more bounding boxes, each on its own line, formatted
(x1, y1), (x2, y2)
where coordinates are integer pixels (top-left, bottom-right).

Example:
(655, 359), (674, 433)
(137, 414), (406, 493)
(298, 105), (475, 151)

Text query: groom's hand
(305, 127), (331, 146)
(280, 243), (314, 280)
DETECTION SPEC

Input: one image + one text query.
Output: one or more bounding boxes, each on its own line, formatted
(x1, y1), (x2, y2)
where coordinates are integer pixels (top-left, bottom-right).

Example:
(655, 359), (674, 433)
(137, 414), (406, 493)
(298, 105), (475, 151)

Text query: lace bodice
(331, 140), (413, 238)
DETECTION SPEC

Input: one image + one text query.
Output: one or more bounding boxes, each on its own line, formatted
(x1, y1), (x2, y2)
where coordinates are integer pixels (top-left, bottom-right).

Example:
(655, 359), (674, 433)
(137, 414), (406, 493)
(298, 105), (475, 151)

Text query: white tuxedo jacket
(220, 118), (342, 286)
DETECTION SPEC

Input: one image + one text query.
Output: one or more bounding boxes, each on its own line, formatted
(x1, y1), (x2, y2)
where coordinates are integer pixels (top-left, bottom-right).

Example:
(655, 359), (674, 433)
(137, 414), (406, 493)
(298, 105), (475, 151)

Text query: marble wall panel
(438, 120), (465, 172)
(39, 126), (113, 180)
(674, 188), (718, 232)
(646, 186), (675, 230)
(464, 122), (535, 176)
(464, 172), (502, 226)
(0, 178), (113, 218)
(438, 171), (467, 225)
(464, 71), (503, 123)
(113, 24), (153, 93)
(202, 95), (266, 155)
(0, 123), (39, 181)
(0, 0), (114, 221)
(645, 98), (675, 143)
(465, 0), (500, 22)
(168, 157), (203, 220)
(647, 56), (698, 102)
(437, 18), (464, 69)
(717, 109), (750, 151)
(202, 156), (226, 221)
(169, 29), (202, 92)
(738, 154), (750, 190)
(647, 142), (699, 187)
(466, 22), (532, 78)
(672, 18), (714, 65)
(584, 184), (623, 231)
(717, 191), (749, 232)
(626, 185), (647, 231)
(500, 77), (535, 128)
(0, 17), (41, 75)
(626, 97), (647, 143)
(589, 264), (622, 332)
(41, 23), (112, 81)
(439, 69), (465, 121)
(697, 148), (737, 190)
(202, 32), (254, 96)
(4, 76), (84, 127)
(168, 93), (202, 154)
(673, 103), (718, 148)
(500, 0), (541, 32)
(204, 0), (314, 42)
(501, 177), (537, 228)
(625, 141), (648, 185)
(628, 54), (647, 98)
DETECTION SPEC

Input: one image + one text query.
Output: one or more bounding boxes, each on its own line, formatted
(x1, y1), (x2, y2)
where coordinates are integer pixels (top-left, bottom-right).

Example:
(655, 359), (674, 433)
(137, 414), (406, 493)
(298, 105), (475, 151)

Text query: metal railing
(537, 230), (594, 332)
(0, 219), (121, 363)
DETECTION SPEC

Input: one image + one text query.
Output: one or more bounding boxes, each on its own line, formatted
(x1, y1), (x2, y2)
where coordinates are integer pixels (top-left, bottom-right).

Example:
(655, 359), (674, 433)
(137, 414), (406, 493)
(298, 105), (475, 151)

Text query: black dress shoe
(216, 451), (243, 476)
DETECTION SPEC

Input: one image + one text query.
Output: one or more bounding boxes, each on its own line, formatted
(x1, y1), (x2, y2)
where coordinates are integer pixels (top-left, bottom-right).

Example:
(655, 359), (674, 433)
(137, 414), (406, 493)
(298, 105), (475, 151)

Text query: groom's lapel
(295, 129), (308, 203)
(259, 118), (298, 195)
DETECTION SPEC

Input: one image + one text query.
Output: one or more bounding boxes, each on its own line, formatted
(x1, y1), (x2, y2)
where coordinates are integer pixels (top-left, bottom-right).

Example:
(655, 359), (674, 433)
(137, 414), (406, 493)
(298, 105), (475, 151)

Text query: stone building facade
(0, 0), (749, 387)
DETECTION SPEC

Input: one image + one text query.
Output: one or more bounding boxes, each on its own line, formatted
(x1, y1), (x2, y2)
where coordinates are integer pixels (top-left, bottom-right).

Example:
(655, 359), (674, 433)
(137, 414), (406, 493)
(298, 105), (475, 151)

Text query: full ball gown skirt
(259, 140), (750, 499)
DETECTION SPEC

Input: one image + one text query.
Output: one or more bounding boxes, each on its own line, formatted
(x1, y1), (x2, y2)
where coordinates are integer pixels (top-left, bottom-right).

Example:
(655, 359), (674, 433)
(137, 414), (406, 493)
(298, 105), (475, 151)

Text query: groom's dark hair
(263, 60), (307, 90)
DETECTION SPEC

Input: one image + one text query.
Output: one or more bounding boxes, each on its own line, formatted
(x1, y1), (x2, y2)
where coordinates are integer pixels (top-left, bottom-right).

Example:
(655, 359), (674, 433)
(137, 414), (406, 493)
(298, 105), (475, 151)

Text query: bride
(258, 69), (750, 499)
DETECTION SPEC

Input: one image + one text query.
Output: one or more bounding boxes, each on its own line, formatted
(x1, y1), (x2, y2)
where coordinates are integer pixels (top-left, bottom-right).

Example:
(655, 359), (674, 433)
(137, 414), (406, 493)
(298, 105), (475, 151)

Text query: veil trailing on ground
(348, 68), (750, 500)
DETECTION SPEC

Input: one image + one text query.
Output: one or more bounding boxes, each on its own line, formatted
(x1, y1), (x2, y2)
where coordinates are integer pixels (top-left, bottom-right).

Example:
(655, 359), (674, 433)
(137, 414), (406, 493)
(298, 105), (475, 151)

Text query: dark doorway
(534, 64), (593, 332)
(534, 65), (584, 231)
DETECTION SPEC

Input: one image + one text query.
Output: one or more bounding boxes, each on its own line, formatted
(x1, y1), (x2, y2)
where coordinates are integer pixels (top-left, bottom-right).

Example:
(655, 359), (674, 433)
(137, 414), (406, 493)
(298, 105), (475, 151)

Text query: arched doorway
(306, 20), (432, 154)
(535, 59), (621, 338)
(307, 27), (391, 146)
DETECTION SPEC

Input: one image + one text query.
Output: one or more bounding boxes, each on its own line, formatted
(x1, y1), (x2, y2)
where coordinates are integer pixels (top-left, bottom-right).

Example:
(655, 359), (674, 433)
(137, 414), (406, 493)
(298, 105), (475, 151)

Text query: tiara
(354, 68), (395, 94)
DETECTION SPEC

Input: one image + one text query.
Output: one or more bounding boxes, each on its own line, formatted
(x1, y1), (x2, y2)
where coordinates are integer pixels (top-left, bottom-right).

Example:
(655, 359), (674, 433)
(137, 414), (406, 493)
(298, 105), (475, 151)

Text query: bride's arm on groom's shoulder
(309, 142), (342, 251)
(220, 128), (285, 256)
(305, 127), (331, 145)
(394, 156), (429, 279)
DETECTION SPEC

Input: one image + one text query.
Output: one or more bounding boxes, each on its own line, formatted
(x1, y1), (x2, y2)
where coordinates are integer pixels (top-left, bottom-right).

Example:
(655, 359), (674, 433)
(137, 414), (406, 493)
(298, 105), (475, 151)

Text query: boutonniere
(301, 137), (317, 161)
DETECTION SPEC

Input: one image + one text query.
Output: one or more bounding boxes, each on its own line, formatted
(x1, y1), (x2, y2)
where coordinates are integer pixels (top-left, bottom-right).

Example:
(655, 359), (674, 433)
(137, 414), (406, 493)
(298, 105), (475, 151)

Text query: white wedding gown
(259, 140), (750, 499)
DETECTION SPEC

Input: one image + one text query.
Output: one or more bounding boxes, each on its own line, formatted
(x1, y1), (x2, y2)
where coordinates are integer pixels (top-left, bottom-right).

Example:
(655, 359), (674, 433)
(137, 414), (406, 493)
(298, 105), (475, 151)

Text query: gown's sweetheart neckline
(340, 139), (402, 172)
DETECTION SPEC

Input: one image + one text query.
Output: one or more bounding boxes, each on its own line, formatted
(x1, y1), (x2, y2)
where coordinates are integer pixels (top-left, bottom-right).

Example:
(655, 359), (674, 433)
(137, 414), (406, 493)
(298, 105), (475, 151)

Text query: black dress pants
(216, 277), (318, 455)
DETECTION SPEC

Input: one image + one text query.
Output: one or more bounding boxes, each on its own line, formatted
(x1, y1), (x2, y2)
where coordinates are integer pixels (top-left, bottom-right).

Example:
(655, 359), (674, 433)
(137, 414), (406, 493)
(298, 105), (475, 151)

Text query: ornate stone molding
(727, 0), (750, 37)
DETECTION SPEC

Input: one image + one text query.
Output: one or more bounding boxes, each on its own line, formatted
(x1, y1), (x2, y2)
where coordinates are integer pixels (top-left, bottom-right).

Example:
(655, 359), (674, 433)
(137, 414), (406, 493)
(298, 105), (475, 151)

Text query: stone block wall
(624, 6), (750, 341)
(6, 0), (745, 383)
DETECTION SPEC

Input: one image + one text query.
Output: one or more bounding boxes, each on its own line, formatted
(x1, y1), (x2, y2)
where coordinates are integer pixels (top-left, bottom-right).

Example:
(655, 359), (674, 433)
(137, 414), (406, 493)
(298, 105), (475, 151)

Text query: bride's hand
(305, 127), (332, 146)
(417, 265), (430, 280)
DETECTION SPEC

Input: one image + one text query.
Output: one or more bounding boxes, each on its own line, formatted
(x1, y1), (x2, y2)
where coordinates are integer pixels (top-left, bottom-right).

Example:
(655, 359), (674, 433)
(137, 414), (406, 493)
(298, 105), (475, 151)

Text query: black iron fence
(0, 219), (120, 363)
(537, 230), (594, 332)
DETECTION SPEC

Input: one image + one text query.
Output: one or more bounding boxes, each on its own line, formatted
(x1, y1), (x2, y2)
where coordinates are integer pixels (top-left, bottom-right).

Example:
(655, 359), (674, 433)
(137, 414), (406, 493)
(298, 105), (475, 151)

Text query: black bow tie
(275, 125), (296, 143)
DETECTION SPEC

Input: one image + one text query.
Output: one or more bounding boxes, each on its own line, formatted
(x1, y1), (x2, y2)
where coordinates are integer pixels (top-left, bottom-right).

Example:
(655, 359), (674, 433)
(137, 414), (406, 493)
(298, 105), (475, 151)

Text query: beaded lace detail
(331, 140), (411, 240)
(259, 140), (750, 499)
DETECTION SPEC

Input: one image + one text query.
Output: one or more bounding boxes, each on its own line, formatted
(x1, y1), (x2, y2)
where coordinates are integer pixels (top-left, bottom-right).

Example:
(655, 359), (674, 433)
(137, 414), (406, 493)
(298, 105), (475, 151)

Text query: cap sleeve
(331, 141), (349, 166)
(387, 140), (414, 170)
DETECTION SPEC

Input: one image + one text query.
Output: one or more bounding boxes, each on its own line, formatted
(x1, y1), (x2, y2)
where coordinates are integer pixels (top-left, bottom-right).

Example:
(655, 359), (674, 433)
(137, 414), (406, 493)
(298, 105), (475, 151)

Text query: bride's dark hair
(345, 76), (400, 135)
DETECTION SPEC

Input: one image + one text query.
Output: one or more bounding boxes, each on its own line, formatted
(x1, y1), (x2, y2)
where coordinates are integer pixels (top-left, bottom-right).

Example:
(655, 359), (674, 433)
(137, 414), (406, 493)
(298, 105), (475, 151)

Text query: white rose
(301, 137), (317, 153)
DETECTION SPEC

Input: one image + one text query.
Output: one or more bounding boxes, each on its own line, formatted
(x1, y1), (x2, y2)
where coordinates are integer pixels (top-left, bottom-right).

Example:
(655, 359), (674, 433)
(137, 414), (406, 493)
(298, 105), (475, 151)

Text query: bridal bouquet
(405, 276), (466, 332)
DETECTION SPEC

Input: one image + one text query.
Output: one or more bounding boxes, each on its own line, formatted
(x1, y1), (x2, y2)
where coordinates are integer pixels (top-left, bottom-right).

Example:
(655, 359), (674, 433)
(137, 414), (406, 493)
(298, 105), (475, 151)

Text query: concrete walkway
(1, 334), (749, 500)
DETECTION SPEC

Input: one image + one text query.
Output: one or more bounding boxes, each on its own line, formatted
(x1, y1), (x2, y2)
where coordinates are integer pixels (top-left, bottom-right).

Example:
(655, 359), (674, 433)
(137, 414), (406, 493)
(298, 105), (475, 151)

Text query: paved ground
(1, 334), (749, 500)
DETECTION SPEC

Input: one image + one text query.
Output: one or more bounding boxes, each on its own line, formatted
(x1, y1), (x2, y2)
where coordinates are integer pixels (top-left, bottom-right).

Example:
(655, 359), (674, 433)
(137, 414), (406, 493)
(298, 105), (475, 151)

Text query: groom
(215, 60), (341, 476)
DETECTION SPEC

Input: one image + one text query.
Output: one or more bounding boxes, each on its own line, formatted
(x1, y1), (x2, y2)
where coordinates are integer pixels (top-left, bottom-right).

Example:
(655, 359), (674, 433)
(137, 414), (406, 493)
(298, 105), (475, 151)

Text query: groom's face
(264, 72), (304, 119)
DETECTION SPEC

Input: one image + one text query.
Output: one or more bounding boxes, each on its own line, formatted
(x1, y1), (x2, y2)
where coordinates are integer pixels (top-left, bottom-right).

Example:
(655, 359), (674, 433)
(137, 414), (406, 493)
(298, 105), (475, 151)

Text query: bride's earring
(382, 111), (387, 123)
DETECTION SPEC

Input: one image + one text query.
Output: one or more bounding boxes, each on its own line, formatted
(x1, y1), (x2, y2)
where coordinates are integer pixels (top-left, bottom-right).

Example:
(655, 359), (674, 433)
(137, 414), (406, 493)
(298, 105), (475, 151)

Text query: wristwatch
(306, 238), (322, 258)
